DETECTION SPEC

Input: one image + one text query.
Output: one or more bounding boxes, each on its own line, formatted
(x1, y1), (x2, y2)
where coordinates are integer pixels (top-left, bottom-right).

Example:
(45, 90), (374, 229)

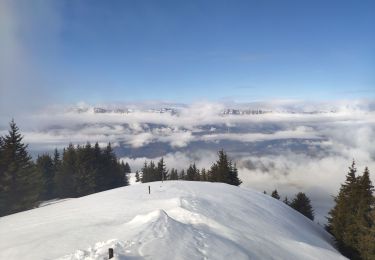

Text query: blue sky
(1, 0), (375, 105)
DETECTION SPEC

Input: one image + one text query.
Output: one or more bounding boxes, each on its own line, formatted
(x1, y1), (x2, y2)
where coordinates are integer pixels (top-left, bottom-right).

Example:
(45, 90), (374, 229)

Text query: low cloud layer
(1, 100), (374, 223)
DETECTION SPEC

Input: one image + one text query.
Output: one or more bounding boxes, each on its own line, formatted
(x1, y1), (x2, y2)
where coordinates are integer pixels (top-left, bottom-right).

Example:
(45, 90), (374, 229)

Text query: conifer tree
(228, 162), (242, 186)
(103, 143), (124, 189)
(36, 154), (55, 200)
(75, 143), (96, 196)
(290, 192), (314, 220)
(187, 163), (199, 181)
(92, 142), (105, 192)
(179, 169), (186, 180)
(169, 168), (179, 180)
(141, 160), (158, 183)
(123, 162), (131, 174)
(327, 161), (362, 259)
(207, 164), (217, 182)
(55, 144), (77, 198)
(271, 189), (281, 200)
(357, 167), (374, 221)
(0, 135), (3, 162)
(53, 149), (60, 165)
(52, 148), (61, 181)
(135, 170), (140, 182)
(353, 167), (374, 259)
(141, 161), (148, 183)
(0, 135), (7, 215)
(209, 150), (242, 186)
(102, 143), (115, 188)
(0, 135), (3, 159)
(150, 161), (157, 181)
(210, 150), (230, 183)
(283, 196), (290, 205)
(200, 168), (207, 181)
(0, 120), (42, 216)
(157, 158), (168, 182)
(120, 161), (130, 186)
(358, 209), (375, 260)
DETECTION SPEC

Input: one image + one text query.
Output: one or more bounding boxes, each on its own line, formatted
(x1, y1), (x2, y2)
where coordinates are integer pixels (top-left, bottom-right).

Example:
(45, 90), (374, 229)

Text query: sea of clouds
(1, 99), (374, 223)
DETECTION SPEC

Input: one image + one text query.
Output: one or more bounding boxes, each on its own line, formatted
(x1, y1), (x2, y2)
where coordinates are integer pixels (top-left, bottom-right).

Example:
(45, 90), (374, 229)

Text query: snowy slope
(0, 181), (346, 260)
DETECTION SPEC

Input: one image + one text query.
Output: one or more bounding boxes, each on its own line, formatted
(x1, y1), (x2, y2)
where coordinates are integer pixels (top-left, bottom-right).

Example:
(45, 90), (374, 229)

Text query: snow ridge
(0, 181), (347, 260)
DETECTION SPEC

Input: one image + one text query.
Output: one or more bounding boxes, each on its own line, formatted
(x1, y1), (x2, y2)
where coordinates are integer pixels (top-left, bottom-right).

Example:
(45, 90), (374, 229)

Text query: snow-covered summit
(0, 181), (346, 259)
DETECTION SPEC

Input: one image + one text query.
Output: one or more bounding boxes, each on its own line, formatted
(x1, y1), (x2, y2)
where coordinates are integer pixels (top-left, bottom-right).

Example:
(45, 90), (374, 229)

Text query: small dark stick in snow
(148, 185), (150, 194)
(108, 248), (114, 259)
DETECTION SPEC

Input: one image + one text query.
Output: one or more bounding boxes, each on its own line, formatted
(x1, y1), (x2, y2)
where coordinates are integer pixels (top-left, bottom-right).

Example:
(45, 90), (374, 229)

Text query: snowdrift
(0, 181), (346, 259)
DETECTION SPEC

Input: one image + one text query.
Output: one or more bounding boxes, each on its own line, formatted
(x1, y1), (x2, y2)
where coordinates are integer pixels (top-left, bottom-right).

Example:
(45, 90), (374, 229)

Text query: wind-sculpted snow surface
(0, 182), (347, 260)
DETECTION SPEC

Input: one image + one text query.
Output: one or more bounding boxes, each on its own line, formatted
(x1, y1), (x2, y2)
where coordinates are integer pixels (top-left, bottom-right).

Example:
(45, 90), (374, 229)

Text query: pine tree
(51, 149), (61, 198)
(290, 192), (314, 220)
(135, 170), (140, 182)
(187, 163), (199, 181)
(358, 209), (375, 260)
(0, 135), (3, 163)
(327, 160), (362, 259)
(283, 196), (290, 205)
(120, 161), (129, 186)
(91, 142), (106, 192)
(179, 169), (186, 180)
(207, 164), (217, 182)
(75, 143), (96, 196)
(157, 158), (168, 182)
(228, 162), (242, 186)
(52, 148), (61, 187)
(36, 154), (55, 200)
(29, 141), (130, 201)
(200, 168), (207, 181)
(357, 167), (374, 221)
(210, 150), (230, 183)
(0, 135), (8, 215)
(53, 149), (61, 168)
(102, 143), (114, 189)
(0, 120), (42, 216)
(209, 150), (242, 186)
(271, 189), (280, 200)
(169, 168), (179, 180)
(141, 160), (158, 183)
(355, 167), (375, 259)
(55, 144), (77, 198)
(123, 162), (131, 174)
(141, 161), (148, 183)
(150, 161), (157, 182)
(103, 143), (124, 189)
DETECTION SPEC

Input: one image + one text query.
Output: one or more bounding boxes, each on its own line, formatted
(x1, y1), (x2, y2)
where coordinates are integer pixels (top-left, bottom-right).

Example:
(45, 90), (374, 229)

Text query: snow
(0, 181), (346, 260)
(38, 198), (73, 207)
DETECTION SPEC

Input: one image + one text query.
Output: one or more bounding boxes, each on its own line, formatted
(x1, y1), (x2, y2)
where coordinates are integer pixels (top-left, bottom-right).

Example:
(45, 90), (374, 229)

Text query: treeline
(43, 142), (130, 199)
(138, 150), (242, 186)
(265, 189), (314, 221)
(327, 161), (375, 260)
(0, 120), (130, 217)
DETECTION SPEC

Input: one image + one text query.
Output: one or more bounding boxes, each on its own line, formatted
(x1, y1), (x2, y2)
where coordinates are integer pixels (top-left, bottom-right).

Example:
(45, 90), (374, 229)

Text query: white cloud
(120, 150), (218, 172)
(201, 126), (320, 143)
(2, 100), (375, 223)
